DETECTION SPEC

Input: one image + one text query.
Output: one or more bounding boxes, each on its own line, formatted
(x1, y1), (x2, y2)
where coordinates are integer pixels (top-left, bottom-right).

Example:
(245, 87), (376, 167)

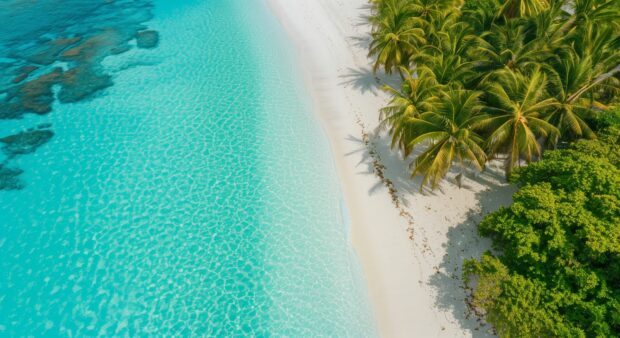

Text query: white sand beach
(266, 0), (517, 337)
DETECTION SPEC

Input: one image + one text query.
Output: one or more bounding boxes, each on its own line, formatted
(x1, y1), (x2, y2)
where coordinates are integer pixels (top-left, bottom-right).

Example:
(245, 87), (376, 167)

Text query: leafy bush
(464, 114), (620, 337)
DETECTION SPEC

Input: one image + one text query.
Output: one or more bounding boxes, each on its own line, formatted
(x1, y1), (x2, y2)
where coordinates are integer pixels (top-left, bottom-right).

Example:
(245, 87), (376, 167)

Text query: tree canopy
(464, 111), (620, 337)
(368, 0), (620, 188)
(367, 0), (620, 335)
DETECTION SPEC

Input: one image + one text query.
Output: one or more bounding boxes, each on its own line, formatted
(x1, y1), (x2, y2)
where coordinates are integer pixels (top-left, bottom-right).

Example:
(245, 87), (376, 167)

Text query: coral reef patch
(0, 126), (54, 190)
(58, 66), (112, 103)
(1, 129), (55, 156)
(0, 165), (24, 190)
(12, 65), (39, 84)
(0, 68), (63, 118)
(136, 30), (160, 49)
(0, 0), (159, 190)
(0, 0), (159, 120)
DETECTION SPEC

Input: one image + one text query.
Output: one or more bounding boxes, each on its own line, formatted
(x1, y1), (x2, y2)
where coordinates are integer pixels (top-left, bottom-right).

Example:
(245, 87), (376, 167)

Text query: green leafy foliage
(368, 0), (620, 188)
(464, 114), (620, 337)
(367, 0), (620, 333)
(511, 150), (619, 196)
(464, 255), (589, 337)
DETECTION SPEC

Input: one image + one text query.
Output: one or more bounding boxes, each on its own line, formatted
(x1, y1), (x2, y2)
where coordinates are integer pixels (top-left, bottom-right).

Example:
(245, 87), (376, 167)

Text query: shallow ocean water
(0, 0), (376, 336)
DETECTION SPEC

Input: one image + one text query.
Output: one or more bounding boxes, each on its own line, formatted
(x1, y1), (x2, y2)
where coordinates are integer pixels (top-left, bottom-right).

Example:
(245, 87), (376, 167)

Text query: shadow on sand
(425, 168), (514, 337)
(343, 105), (516, 336)
(339, 14), (519, 334)
(339, 65), (402, 96)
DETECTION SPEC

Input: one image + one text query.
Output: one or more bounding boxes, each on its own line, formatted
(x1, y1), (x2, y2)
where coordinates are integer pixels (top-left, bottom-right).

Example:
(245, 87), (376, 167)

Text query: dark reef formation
(0, 68), (63, 118)
(0, 0), (160, 190)
(12, 65), (39, 84)
(1, 129), (55, 156)
(0, 0), (159, 119)
(0, 126), (54, 190)
(136, 30), (160, 49)
(0, 165), (24, 190)
(59, 66), (113, 103)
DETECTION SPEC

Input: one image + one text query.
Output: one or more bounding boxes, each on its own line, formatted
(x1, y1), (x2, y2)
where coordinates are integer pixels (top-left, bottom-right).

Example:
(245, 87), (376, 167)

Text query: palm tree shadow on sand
(339, 66), (402, 96)
(339, 67), (382, 95)
(348, 35), (372, 50)
(345, 123), (517, 336)
(426, 174), (515, 337)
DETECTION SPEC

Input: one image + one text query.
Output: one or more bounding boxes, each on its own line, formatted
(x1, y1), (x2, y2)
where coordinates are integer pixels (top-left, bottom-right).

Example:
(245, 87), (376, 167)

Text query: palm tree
(474, 21), (551, 82)
(545, 54), (596, 139)
(520, 2), (567, 47)
(368, 0), (426, 76)
(569, 20), (619, 67)
(462, 0), (502, 34)
(417, 54), (477, 88)
(419, 8), (460, 47)
(541, 25), (620, 137)
(481, 68), (560, 177)
(573, 24), (620, 104)
(409, 0), (461, 22)
(415, 22), (479, 87)
(407, 89), (488, 189)
(571, 0), (620, 30)
(544, 48), (613, 139)
(380, 67), (442, 155)
(367, 0), (619, 189)
(500, 0), (551, 18)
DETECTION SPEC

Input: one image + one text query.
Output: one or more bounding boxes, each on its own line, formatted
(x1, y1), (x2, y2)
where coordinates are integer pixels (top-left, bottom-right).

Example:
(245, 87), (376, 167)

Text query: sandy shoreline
(266, 0), (516, 337)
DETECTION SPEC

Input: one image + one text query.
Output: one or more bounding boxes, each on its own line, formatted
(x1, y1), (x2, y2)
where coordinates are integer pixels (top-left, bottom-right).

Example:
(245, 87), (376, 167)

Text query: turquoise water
(0, 0), (376, 336)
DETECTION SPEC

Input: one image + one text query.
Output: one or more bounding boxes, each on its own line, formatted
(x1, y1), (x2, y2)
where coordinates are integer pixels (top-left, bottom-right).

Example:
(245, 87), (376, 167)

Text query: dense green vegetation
(367, 0), (619, 336)
(463, 112), (619, 337)
(368, 0), (620, 188)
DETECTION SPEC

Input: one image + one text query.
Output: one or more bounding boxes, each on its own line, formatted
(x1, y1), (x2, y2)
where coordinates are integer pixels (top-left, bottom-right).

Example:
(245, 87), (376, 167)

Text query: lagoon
(0, 0), (375, 335)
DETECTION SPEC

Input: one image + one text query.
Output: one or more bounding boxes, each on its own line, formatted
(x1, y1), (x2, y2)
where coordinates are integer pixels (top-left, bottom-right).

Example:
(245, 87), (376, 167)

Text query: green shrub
(465, 116), (620, 337)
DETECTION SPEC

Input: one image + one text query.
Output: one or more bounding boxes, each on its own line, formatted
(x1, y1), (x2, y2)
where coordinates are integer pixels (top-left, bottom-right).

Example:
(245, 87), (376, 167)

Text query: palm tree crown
(408, 89), (488, 188)
(481, 68), (560, 176)
(369, 0), (619, 187)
